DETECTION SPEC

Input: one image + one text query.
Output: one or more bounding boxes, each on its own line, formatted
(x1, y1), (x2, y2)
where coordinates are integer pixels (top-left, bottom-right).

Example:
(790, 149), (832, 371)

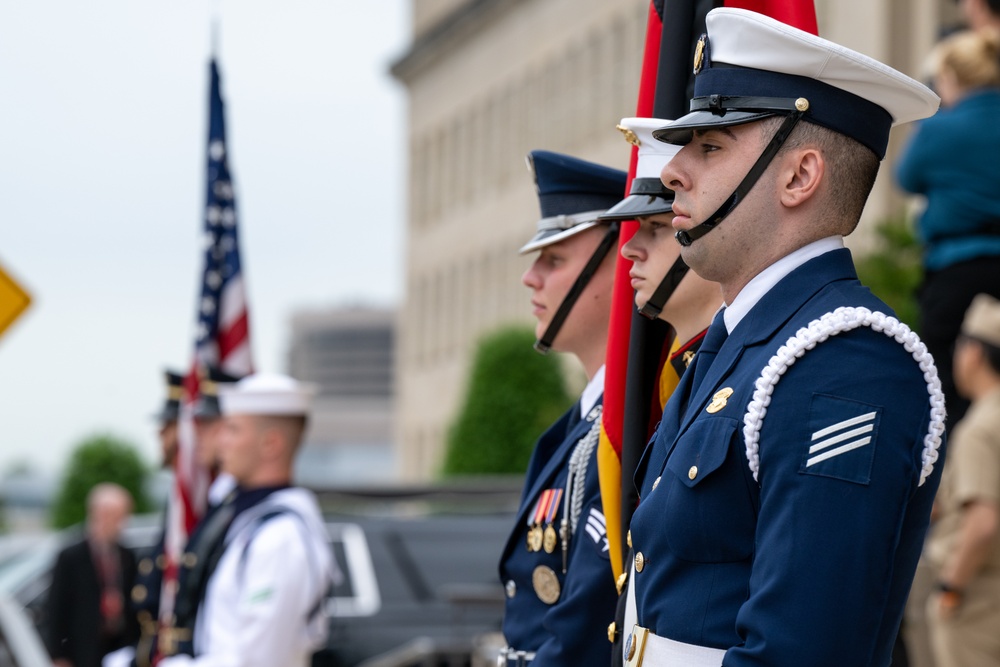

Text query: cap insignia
(693, 34), (708, 75)
(616, 124), (640, 146)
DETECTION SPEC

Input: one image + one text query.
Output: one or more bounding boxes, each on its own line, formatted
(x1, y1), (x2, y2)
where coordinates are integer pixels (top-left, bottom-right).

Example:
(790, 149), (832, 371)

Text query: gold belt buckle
(624, 625), (649, 667)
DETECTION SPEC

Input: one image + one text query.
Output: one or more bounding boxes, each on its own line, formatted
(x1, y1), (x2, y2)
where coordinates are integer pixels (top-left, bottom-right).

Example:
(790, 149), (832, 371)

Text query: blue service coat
(499, 396), (618, 665)
(629, 248), (944, 667)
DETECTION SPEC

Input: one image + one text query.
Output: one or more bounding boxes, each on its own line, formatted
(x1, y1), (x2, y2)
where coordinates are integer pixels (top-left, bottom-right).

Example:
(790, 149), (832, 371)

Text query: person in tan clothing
(927, 293), (1000, 667)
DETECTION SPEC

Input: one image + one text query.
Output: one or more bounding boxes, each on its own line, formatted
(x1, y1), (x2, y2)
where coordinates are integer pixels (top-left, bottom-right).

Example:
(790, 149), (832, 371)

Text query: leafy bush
(50, 434), (151, 529)
(442, 326), (575, 476)
(855, 214), (922, 328)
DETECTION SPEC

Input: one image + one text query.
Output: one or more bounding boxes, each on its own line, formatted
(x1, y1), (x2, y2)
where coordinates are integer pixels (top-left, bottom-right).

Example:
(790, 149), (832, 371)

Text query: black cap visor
(653, 109), (780, 146)
(599, 193), (674, 222)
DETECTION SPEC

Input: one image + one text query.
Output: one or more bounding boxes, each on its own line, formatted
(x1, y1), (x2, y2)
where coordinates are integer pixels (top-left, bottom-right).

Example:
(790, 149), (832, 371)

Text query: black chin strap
(675, 107), (806, 248)
(534, 224), (620, 354)
(638, 255), (691, 320)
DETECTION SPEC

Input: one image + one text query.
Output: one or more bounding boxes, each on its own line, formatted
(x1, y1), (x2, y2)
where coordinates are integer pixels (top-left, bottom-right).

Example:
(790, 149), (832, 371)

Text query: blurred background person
(959, 0), (1000, 32)
(192, 366), (243, 508)
(157, 373), (337, 667)
(128, 370), (185, 667)
(46, 483), (139, 667)
(895, 27), (1000, 425)
(925, 294), (1000, 666)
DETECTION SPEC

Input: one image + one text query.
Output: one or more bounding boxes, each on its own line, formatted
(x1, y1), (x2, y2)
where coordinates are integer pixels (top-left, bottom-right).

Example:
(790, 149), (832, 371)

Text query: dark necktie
(95, 544), (124, 636)
(683, 308), (729, 417)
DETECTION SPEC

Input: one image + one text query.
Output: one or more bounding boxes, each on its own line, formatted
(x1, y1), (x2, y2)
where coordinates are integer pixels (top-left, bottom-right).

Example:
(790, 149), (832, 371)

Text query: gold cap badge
(693, 34), (708, 74)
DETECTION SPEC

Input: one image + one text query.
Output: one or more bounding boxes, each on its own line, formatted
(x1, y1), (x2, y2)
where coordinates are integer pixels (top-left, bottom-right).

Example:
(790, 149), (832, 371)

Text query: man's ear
(779, 148), (824, 208)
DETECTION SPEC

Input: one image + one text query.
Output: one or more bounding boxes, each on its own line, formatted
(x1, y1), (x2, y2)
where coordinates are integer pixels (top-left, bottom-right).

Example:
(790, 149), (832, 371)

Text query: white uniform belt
(623, 562), (726, 667)
(625, 628), (725, 667)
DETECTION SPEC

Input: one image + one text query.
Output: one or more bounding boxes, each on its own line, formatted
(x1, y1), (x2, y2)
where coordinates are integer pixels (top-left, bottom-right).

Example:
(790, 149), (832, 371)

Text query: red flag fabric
(597, 1), (663, 580)
(724, 0), (818, 33)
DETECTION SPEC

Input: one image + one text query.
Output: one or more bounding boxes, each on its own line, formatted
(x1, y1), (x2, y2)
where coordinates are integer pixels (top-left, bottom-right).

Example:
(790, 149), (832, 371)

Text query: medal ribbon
(545, 489), (563, 525)
(529, 489), (551, 527)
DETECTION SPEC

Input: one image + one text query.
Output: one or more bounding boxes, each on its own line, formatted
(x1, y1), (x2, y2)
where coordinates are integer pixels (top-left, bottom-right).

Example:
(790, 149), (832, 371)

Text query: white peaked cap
(218, 372), (316, 417)
(654, 8), (940, 159)
(624, 118), (683, 179)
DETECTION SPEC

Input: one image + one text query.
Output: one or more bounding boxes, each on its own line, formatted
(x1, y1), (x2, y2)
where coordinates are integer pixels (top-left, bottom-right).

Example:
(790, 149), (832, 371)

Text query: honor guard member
(158, 373), (338, 667)
(498, 151), (625, 666)
(128, 370), (185, 667)
(926, 294), (1000, 667)
(192, 366), (243, 507)
(598, 118), (724, 656)
(623, 9), (946, 667)
(605, 117), (724, 387)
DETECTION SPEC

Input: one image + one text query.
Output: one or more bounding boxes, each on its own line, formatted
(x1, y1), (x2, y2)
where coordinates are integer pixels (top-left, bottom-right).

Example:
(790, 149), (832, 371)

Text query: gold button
(635, 551), (645, 573)
(652, 475), (661, 490)
(688, 466), (698, 480)
(131, 585), (147, 603)
(138, 558), (154, 576)
(626, 529), (632, 549)
(183, 552), (198, 568)
(616, 571), (628, 595)
(155, 554), (167, 569)
(607, 621), (617, 643)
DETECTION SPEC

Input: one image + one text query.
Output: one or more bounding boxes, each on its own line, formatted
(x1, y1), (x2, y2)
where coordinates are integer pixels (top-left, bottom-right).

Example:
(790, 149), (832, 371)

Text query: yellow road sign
(0, 263), (31, 339)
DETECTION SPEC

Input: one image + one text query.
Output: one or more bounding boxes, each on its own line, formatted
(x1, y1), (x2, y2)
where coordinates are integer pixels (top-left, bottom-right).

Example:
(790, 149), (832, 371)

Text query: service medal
(532, 565), (561, 604)
(529, 525), (544, 552)
(543, 524), (558, 554)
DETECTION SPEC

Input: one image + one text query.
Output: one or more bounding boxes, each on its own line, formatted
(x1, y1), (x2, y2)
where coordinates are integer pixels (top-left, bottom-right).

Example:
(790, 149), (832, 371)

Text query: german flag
(598, 0), (819, 580)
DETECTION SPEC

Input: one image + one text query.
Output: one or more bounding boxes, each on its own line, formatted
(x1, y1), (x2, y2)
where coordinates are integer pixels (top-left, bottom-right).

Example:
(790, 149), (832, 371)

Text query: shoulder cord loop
(742, 307), (945, 486)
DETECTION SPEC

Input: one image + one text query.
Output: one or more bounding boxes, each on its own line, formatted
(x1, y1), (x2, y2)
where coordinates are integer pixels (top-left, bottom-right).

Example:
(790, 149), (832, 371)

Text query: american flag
(159, 57), (253, 638)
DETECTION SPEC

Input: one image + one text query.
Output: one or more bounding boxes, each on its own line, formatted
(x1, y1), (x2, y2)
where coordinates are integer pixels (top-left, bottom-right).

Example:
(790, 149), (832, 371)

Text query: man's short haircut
(761, 117), (880, 235)
(257, 414), (309, 453)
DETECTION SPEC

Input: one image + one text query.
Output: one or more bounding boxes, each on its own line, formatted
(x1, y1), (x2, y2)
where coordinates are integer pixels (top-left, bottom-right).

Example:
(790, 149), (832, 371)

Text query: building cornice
(390, 0), (529, 83)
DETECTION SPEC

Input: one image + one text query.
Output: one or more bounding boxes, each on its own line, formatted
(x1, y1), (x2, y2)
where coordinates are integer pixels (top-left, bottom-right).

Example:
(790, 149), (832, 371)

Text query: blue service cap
(600, 118), (683, 222)
(154, 370), (184, 423)
(519, 150), (627, 254)
(653, 8), (940, 160)
(193, 366), (243, 420)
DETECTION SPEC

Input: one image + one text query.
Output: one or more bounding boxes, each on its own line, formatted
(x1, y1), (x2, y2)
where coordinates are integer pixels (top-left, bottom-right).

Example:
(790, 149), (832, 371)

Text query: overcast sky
(0, 1), (409, 476)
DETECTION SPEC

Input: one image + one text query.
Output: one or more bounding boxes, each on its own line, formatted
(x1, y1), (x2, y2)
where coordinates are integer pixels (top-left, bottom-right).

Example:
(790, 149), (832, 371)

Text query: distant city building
(391, 0), (960, 481)
(287, 306), (395, 485)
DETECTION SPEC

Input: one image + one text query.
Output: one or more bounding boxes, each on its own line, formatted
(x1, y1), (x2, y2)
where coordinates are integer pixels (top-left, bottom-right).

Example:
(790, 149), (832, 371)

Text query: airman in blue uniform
(498, 151), (625, 666)
(597, 117), (725, 659)
(129, 370), (184, 667)
(622, 9), (947, 667)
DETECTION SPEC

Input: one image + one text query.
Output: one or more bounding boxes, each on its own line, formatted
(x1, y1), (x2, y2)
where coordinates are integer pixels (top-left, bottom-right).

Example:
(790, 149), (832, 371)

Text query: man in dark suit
(46, 483), (139, 667)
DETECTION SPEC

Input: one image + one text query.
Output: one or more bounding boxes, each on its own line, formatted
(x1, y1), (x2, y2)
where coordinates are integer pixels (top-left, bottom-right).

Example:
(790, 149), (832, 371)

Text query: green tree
(50, 434), (151, 529)
(854, 214), (923, 329)
(443, 326), (575, 476)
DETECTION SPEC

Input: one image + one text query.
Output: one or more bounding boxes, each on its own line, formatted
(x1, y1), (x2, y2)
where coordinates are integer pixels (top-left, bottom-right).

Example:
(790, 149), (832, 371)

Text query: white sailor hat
(962, 294), (1000, 349)
(600, 118), (682, 222)
(519, 150), (628, 254)
(653, 8), (940, 159)
(218, 372), (316, 417)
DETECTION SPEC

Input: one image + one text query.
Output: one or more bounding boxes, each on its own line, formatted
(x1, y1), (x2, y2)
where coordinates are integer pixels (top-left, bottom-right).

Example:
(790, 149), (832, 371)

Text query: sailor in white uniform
(158, 373), (338, 667)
